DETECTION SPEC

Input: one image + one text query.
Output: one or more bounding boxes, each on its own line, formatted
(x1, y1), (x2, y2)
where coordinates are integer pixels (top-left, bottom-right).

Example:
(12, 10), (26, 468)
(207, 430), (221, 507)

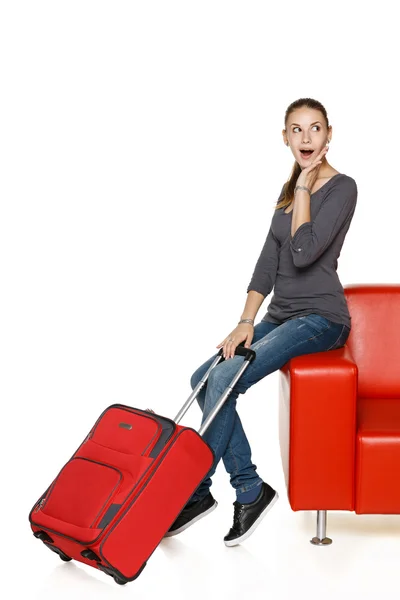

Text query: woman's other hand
(216, 324), (254, 359)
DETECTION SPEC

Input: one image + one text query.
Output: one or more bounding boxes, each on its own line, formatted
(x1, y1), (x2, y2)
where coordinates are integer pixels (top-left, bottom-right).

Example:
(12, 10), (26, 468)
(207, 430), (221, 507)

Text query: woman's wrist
(238, 318), (254, 326)
(294, 184), (311, 195)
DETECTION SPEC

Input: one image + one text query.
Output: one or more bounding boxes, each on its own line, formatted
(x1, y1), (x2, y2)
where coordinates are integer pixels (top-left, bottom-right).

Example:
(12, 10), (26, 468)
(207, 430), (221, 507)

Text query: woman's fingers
(217, 338), (229, 348)
(218, 325), (254, 356)
(316, 146), (328, 161)
(227, 339), (238, 359)
(225, 340), (235, 358)
(217, 338), (229, 350)
(217, 341), (228, 356)
(308, 147), (327, 169)
(218, 331), (249, 357)
(217, 335), (234, 357)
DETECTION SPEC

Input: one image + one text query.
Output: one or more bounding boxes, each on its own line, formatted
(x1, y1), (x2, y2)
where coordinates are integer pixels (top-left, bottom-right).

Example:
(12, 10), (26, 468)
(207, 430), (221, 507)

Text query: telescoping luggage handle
(173, 344), (256, 437)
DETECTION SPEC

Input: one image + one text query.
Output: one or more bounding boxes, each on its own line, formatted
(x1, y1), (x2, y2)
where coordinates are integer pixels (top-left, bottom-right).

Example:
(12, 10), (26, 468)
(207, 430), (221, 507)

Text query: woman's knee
(190, 354), (226, 410)
(196, 390), (205, 411)
(190, 366), (207, 411)
(190, 369), (202, 391)
(190, 357), (216, 390)
(191, 364), (228, 412)
(206, 362), (235, 394)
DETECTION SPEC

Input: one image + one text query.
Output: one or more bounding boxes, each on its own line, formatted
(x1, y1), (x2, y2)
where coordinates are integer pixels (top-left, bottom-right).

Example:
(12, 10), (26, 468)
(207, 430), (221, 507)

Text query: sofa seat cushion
(355, 397), (400, 513)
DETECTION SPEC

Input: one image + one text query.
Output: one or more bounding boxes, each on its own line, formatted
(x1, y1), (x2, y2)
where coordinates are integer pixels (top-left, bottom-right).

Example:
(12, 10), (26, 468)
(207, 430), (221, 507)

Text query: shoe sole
(224, 491), (279, 547)
(163, 500), (218, 537)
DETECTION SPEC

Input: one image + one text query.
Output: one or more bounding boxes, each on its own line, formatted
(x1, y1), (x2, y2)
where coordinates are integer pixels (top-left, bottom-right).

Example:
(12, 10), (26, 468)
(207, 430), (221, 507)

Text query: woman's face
(284, 107), (331, 168)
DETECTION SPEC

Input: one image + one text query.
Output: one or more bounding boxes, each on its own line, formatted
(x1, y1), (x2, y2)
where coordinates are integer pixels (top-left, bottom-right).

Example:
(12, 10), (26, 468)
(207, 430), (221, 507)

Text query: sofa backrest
(344, 284), (400, 398)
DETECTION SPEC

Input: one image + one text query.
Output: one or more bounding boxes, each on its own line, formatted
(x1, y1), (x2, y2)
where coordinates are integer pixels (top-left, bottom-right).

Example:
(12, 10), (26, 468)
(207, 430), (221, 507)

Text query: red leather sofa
(278, 284), (400, 545)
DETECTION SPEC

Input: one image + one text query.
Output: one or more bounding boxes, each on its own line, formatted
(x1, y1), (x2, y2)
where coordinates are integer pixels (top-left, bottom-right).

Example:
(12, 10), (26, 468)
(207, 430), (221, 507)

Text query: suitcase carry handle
(173, 342), (256, 436)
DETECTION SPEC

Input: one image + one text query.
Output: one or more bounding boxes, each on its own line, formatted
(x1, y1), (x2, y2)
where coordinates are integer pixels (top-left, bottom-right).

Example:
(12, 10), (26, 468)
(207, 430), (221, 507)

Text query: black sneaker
(164, 492), (218, 537)
(224, 482), (279, 547)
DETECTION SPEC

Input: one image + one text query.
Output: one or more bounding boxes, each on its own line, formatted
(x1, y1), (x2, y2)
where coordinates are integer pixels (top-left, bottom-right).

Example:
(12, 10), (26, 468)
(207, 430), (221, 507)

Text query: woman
(165, 98), (357, 547)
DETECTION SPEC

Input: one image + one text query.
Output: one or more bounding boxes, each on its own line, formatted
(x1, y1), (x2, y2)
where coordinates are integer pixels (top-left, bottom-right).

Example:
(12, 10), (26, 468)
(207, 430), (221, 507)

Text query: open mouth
(300, 149), (314, 159)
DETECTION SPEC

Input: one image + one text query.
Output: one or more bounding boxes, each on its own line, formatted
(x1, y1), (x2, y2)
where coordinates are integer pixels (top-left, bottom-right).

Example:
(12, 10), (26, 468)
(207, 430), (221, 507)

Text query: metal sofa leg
(310, 510), (332, 546)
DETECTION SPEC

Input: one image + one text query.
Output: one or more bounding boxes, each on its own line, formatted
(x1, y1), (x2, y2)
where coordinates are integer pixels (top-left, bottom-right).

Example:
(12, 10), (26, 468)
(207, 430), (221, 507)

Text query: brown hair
(275, 98), (329, 212)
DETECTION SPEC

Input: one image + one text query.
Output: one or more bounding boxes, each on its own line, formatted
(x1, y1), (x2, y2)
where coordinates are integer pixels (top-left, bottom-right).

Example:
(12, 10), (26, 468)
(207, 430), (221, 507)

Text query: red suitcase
(29, 345), (256, 585)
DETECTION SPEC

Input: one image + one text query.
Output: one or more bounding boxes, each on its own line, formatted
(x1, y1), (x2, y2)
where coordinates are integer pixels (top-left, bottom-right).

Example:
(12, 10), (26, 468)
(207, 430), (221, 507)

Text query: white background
(1, 1), (399, 598)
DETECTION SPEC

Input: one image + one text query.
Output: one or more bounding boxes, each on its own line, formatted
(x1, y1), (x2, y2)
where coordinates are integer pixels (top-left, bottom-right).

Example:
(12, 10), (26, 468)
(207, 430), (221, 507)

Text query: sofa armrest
(278, 344), (358, 511)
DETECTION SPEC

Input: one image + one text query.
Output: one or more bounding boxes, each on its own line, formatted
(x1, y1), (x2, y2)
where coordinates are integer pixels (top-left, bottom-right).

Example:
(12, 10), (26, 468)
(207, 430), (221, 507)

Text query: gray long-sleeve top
(247, 173), (358, 328)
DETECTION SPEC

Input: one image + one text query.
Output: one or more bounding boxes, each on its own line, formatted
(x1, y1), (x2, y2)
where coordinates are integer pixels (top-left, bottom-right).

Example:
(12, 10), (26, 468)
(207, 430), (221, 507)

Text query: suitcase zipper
(34, 498), (46, 513)
(141, 421), (162, 456)
(142, 425), (163, 457)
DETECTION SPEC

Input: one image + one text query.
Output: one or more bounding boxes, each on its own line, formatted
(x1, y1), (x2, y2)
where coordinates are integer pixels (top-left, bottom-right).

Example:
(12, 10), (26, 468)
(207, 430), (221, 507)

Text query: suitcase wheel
(59, 553), (73, 562)
(113, 576), (127, 585)
(43, 541), (72, 562)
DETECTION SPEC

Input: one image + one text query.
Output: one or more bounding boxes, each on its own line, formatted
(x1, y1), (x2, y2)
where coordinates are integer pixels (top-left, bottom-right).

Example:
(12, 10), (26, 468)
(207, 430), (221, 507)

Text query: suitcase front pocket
(40, 457), (122, 528)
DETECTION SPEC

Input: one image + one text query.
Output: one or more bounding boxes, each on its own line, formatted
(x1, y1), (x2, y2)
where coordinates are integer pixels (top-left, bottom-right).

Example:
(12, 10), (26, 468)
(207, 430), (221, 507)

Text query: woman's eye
(293, 125), (320, 132)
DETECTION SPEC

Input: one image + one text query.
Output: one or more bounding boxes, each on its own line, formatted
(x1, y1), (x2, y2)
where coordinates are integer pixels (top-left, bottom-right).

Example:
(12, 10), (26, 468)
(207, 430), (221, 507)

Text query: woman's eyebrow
(290, 121), (322, 127)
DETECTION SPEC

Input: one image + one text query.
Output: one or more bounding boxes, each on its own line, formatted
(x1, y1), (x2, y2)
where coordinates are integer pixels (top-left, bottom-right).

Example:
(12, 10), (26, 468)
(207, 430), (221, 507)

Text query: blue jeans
(188, 313), (350, 502)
